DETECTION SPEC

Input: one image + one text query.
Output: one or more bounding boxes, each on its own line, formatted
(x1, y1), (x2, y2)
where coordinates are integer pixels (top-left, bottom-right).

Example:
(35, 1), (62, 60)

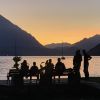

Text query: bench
(7, 68), (73, 84)
(29, 71), (39, 84)
(7, 69), (20, 84)
(53, 68), (73, 83)
(7, 69), (39, 84)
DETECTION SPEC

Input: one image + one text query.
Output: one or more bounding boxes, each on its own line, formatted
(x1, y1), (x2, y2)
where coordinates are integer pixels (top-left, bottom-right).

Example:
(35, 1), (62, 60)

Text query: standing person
(45, 59), (54, 85)
(83, 49), (92, 80)
(73, 50), (82, 82)
(39, 60), (49, 85)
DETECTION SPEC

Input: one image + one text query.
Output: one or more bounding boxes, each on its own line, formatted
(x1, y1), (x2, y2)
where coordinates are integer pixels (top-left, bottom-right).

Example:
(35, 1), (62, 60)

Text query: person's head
(83, 49), (86, 54)
(46, 60), (48, 64)
(49, 59), (52, 63)
(76, 50), (81, 55)
(58, 58), (61, 62)
(23, 60), (27, 64)
(22, 60), (27, 66)
(33, 62), (36, 66)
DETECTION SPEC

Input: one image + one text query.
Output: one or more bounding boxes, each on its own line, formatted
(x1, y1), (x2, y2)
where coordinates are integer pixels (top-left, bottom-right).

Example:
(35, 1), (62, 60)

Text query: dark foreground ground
(0, 77), (100, 100)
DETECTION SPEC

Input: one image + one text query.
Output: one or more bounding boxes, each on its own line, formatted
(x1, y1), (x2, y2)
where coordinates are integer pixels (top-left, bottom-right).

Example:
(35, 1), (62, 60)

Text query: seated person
(30, 62), (39, 80)
(55, 58), (66, 75)
(20, 60), (29, 78)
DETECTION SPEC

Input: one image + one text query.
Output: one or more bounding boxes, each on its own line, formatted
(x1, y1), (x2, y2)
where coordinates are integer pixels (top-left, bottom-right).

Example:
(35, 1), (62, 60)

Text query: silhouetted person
(83, 49), (92, 80)
(45, 59), (54, 74)
(30, 62), (39, 81)
(55, 58), (66, 81)
(20, 60), (29, 78)
(12, 60), (29, 86)
(39, 60), (51, 85)
(45, 59), (54, 85)
(73, 50), (82, 83)
(40, 60), (48, 76)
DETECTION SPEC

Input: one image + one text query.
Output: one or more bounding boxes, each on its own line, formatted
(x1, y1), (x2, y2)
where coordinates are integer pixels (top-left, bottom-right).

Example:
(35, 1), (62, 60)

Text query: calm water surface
(0, 56), (99, 80)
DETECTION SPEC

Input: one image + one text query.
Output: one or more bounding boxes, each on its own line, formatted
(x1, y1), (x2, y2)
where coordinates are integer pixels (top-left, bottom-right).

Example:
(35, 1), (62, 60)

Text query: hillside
(0, 15), (49, 56)
(72, 35), (100, 51)
(0, 15), (99, 56)
(88, 44), (100, 56)
(45, 43), (71, 49)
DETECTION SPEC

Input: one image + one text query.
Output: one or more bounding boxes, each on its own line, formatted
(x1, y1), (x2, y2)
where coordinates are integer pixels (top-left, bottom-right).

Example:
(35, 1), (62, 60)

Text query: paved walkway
(81, 80), (100, 90)
(0, 78), (68, 86)
(1, 78), (100, 91)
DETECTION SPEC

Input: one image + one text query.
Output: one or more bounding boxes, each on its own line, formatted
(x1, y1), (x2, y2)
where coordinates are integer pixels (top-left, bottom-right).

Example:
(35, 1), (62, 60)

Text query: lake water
(0, 56), (99, 80)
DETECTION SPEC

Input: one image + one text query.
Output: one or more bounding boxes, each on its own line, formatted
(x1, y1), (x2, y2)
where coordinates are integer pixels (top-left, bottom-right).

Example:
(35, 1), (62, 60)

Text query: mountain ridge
(72, 35), (100, 51)
(88, 44), (100, 56)
(45, 35), (100, 52)
(0, 15), (48, 56)
(45, 42), (71, 49)
(0, 15), (99, 56)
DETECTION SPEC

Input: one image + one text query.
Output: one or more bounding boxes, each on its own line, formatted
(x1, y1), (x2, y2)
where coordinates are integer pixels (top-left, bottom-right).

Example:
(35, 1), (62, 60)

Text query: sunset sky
(0, 0), (100, 45)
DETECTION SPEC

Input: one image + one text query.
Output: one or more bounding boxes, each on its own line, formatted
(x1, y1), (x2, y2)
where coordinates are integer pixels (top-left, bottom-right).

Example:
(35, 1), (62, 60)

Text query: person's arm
(63, 63), (66, 70)
(52, 63), (54, 69)
(55, 64), (57, 70)
(80, 56), (82, 62)
(88, 55), (92, 60)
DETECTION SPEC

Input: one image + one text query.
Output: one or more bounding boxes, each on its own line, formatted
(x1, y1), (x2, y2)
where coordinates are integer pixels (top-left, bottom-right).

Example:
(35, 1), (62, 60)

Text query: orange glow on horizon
(0, 0), (100, 45)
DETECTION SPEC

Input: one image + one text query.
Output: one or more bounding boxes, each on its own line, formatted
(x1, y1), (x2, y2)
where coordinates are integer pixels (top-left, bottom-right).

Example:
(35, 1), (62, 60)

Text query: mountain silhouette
(88, 44), (100, 56)
(45, 35), (100, 51)
(45, 43), (71, 49)
(45, 35), (100, 55)
(0, 15), (99, 56)
(72, 35), (100, 51)
(0, 15), (50, 56)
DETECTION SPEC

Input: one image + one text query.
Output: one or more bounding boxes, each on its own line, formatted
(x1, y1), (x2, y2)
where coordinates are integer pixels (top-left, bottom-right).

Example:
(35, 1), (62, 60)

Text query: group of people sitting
(9, 56), (67, 85)
(10, 49), (92, 85)
(19, 57), (66, 84)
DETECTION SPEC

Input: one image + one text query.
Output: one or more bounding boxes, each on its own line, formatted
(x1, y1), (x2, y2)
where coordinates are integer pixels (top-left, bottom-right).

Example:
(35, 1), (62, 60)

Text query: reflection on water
(0, 56), (99, 80)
